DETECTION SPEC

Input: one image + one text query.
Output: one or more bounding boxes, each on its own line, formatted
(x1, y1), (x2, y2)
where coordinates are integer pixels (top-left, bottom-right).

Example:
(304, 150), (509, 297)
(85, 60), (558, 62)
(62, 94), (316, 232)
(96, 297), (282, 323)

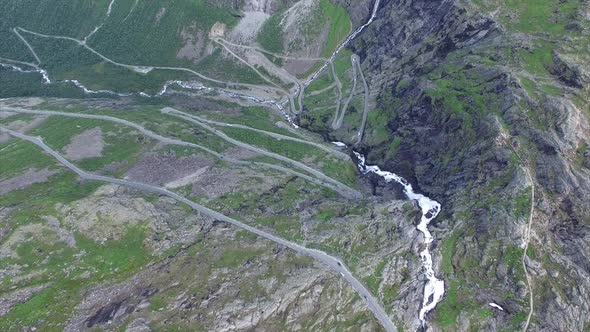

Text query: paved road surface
(161, 107), (350, 160)
(15, 27), (285, 97)
(217, 38), (329, 62)
(333, 55), (359, 130)
(329, 61), (343, 129)
(1, 126), (396, 332)
(163, 108), (362, 199)
(5, 107), (354, 198)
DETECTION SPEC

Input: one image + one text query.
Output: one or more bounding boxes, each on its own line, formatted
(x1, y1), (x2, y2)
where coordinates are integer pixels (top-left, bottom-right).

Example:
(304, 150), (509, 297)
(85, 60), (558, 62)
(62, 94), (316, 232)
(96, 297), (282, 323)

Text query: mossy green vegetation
(90, 0), (239, 67)
(0, 146), (153, 330)
(257, 10), (286, 55)
(215, 248), (263, 268)
(0, 139), (57, 178)
(434, 279), (504, 330)
(30, 115), (149, 173)
(257, 216), (302, 240)
(20, 32), (194, 94)
(518, 42), (556, 77)
(433, 280), (463, 327)
(318, 0), (352, 57)
(218, 125), (358, 188)
(364, 259), (387, 294)
(440, 229), (462, 276)
(0, 226), (150, 331)
(0, 0), (110, 61)
(503, 0), (583, 36)
(364, 109), (391, 146)
(205, 177), (362, 246)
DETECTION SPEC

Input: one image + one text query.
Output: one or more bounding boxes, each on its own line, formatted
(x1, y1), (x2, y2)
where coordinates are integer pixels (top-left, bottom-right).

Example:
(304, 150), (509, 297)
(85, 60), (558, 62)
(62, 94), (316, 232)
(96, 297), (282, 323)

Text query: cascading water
(1, 1), (442, 327)
(354, 151), (445, 326)
(304, 0), (382, 85)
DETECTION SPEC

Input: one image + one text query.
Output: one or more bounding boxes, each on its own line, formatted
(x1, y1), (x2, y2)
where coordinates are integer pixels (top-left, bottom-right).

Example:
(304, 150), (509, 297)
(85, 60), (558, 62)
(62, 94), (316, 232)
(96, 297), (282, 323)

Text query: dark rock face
(332, 0), (373, 27)
(86, 300), (132, 327)
(352, 0), (510, 209)
(551, 52), (587, 89)
(329, 0), (590, 330)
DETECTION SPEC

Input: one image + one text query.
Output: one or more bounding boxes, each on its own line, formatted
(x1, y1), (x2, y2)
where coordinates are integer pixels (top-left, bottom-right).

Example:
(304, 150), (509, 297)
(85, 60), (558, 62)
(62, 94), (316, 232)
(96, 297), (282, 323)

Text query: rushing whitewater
(304, 0), (382, 85)
(354, 152), (445, 326)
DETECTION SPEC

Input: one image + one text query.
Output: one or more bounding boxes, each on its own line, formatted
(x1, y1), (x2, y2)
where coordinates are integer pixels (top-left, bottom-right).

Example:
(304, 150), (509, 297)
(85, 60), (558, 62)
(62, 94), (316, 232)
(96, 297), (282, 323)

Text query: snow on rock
(489, 303), (504, 311)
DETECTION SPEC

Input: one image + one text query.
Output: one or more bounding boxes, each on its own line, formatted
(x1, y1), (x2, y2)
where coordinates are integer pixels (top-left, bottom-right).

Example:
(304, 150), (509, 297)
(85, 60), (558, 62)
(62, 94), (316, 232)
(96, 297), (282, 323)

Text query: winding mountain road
(162, 108), (362, 199)
(1, 1), (406, 330)
(333, 55), (358, 130)
(217, 38), (330, 62)
(0, 126), (397, 332)
(330, 61), (343, 129)
(14, 27), (286, 97)
(212, 38), (307, 116)
(164, 108), (350, 160)
(5, 107), (356, 198)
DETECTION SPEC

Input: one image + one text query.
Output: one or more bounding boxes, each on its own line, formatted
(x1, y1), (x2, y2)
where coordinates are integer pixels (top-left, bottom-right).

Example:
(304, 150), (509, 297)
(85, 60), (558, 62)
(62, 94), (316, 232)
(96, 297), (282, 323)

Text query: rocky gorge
(325, 0), (590, 330)
(0, 0), (588, 331)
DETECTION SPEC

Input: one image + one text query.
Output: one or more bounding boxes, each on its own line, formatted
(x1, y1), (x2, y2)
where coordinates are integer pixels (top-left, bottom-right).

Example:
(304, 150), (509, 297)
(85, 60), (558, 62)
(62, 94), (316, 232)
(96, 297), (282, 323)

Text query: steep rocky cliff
(1, 0), (588, 331)
(329, 0), (590, 330)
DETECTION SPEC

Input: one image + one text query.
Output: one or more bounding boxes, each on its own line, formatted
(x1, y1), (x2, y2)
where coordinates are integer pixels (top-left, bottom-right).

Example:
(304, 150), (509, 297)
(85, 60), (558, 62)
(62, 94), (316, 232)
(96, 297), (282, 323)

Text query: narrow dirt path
(83, 0), (116, 42)
(12, 28), (41, 64)
(0, 126), (396, 332)
(499, 131), (535, 332)
(521, 166), (535, 332)
(123, 0), (139, 22)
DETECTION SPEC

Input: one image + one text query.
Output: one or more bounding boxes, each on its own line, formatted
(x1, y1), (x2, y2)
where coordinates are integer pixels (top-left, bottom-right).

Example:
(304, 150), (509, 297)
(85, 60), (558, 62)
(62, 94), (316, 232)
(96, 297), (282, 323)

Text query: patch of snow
(489, 303), (504, 311)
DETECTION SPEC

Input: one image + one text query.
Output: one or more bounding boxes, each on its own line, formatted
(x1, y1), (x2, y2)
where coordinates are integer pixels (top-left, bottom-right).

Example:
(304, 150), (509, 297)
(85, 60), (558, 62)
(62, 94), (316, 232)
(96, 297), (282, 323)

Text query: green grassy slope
(0, 0), (109, 61)
(89, 0), (238, 66)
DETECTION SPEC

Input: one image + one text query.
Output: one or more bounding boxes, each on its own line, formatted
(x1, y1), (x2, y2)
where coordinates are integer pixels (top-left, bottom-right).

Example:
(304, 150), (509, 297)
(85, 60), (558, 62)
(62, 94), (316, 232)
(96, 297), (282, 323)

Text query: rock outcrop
(325, 0), (590, 330)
